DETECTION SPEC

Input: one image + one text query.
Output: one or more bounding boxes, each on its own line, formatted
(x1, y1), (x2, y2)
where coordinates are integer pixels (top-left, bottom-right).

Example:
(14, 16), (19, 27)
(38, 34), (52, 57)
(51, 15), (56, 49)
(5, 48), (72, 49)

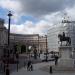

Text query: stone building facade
(0, 18), (47, 56)
(47, 19), (75, 52)
(10, 33), (47, 53)
(0, 18), (8, 58)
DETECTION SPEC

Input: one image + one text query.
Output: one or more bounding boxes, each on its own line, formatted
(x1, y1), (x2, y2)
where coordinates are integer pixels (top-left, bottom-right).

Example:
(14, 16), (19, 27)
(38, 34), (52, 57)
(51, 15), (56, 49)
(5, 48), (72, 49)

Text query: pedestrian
(33, 48), (37, 59)
(27, 60), (31, 71)
(27, 60), (33, 71)
(31, 63), (33, 71)
(54, 55), (59, 65)
(24, 57), (26, 68)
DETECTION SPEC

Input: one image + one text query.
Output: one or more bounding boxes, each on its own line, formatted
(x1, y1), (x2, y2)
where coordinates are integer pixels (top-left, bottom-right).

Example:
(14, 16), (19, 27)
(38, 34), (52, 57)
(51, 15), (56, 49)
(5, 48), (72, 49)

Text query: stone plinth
(59, 46), (72, 59)
(58, 46), (74, 67)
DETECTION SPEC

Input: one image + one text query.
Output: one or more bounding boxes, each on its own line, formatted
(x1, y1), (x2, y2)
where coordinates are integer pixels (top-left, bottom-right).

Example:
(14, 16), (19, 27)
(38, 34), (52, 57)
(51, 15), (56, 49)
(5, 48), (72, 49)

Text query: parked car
(40, 53), (46, 61)
(40, 53), (55, 61)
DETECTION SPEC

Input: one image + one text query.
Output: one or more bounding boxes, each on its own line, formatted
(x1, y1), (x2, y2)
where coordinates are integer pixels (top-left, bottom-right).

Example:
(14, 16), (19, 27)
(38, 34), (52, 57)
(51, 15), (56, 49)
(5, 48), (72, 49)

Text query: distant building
(0, 18), (8, 58)
(10, 33), (47, 53)
(0, 18), (47, 56)
(38, 36), (47, 53)
(47, 19), (75, 52)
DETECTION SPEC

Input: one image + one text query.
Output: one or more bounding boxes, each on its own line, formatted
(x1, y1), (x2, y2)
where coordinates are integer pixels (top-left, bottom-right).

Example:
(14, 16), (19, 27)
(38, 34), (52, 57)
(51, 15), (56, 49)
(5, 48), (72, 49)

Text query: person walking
(27, 60), (31, 71)
(33, 48), (37, 59)
(24, 56), (27, 68)
(54, 55), (59, 65)
(31, 63), (33, 71)
(27, 60), (33, 71)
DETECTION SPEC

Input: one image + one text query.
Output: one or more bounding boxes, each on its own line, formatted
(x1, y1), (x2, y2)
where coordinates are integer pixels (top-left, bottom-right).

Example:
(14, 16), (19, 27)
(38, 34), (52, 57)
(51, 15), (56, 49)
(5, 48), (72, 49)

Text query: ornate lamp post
(5, 11), (12, 75)
(8, 11), (12, 45)
(7, 11), (12, 64)
(28, 45), (32, 58)
(38, 34), (40, 57)
(45, 35), (48, 62)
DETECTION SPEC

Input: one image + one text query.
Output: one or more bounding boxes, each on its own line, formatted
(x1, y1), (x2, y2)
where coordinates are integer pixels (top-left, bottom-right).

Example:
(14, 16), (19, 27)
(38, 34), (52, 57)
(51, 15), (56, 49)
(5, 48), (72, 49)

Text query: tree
(33, 48), (37, 59)
(21, 45), (26, 53)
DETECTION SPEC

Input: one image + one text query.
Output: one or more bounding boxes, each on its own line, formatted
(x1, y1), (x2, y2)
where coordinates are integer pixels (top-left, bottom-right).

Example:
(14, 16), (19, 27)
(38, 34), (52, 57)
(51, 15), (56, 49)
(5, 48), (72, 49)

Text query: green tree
(21, 45), (26, 53)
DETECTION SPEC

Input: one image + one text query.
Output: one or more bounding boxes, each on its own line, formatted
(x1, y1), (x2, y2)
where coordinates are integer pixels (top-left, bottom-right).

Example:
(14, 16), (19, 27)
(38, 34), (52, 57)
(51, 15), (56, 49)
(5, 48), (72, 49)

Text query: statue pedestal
(58, 46), (74, 67)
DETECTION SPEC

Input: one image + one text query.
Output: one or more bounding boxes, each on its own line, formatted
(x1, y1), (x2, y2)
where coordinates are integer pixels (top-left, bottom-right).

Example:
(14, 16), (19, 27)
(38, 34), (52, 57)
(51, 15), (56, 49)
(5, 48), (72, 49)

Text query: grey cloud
(19, 0), (75, 16)
(19, 0), (64, 16)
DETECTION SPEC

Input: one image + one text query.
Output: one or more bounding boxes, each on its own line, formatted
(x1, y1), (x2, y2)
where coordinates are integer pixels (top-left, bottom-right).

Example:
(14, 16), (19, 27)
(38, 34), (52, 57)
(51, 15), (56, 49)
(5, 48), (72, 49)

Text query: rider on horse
(63, 32), (65, 37)
(58, 32), (71, 46)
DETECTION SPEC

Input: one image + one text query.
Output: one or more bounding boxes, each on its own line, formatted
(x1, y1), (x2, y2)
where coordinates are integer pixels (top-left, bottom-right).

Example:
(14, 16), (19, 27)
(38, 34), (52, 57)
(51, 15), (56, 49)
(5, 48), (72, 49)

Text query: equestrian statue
(58, 32), (71, 46)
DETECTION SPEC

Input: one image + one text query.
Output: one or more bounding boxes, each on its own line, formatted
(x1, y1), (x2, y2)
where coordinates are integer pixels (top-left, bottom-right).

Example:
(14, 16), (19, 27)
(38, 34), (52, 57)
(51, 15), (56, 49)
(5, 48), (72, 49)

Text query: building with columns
(0, 18), (8, 58)
(10, 33), (47, 53)
(0, 18), (47, 56)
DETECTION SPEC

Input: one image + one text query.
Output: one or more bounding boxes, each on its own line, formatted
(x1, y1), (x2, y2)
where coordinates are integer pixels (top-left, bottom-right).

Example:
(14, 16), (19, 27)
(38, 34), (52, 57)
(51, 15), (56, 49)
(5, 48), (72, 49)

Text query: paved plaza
(10, 62), (75, 75)
(0, 54), (75, 75)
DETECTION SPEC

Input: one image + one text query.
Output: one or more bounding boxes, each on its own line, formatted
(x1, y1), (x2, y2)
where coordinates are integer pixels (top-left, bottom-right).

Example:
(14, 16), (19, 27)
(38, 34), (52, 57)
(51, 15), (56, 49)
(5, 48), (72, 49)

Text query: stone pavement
(40, 60), (75, 73)
(10, 69), (75, 75)
(10, 61), (75, 75)
(0, 54), (42, 75)
(40, 64), (75, 73)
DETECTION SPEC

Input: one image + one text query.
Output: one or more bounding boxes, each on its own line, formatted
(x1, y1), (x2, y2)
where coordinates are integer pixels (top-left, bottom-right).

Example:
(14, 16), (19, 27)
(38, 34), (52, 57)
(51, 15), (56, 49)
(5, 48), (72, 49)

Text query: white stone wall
(47, 24), (61, 52)
(0, 28), (8, 45)
(47, 21), (75, 52)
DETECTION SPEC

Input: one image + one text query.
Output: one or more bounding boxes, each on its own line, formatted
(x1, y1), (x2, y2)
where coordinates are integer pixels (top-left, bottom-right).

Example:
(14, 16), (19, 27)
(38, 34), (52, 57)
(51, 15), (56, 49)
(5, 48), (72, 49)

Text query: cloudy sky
(0, 0), (75, 35)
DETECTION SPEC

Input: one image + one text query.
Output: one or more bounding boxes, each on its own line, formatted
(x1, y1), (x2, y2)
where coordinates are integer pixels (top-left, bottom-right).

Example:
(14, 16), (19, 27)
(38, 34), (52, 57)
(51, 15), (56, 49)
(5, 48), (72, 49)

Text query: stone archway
(13, 43), (22, 54)
(21, 45), (26, 53)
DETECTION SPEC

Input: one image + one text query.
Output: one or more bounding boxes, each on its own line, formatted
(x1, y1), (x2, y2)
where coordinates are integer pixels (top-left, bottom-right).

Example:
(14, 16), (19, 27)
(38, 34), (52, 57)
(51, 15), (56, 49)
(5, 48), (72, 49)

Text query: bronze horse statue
(58, 32), (71, 46)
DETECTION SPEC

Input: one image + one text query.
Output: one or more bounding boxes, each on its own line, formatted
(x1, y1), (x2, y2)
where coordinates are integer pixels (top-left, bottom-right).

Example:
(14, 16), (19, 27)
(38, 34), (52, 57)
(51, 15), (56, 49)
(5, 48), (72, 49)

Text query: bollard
(6, 68), (9, 75)
(31, 65), (33, 71)
(49, 66), (52, 74)
(16, 60), (19, 72)
(17, 62), (18, 72)
(4, 64), (5, 72)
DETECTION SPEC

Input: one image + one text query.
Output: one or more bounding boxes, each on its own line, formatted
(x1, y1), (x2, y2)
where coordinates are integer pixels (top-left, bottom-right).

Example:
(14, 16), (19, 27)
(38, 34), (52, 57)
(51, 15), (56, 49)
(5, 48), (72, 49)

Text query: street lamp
(4, 11), (12, 75)
(45, 35), (48, 62)
(38, 34), (40, 57)
(8, 11), (12, 45)
(7, 11), (12, 64)
(28, 45), (32, 58)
